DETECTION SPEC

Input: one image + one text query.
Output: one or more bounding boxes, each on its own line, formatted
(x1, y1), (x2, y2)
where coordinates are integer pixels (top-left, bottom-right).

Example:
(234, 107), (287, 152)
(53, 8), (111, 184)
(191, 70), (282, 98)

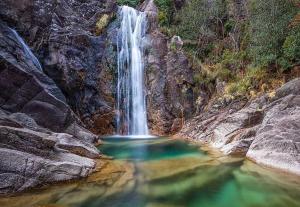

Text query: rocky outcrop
(178, 78), (300, 175)
(0, 0), (118, 135)
(0, 22), (100, 194)
(247, 79), (300, 175)
(142, 1), (196, 135)
(44, 0), (117, 135)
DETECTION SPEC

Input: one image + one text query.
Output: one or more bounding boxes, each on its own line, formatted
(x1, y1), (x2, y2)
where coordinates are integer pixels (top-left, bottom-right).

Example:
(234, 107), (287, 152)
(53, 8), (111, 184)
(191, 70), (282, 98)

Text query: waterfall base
(101, 135), (158, 140)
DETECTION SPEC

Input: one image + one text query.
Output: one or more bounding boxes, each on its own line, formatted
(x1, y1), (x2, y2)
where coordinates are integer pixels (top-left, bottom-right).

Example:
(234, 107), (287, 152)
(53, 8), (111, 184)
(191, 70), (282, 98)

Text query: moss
(95, 14), (110, 35)
(158, 11), (168, 26)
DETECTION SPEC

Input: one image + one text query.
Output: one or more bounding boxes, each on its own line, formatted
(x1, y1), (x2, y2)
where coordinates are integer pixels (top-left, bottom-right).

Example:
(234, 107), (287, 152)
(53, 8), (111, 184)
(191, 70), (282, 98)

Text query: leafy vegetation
(165, 0), (300, 100)
(116, 0), (141, 7)
(249, 0), (298, 68)
(154, 0), (173, 26)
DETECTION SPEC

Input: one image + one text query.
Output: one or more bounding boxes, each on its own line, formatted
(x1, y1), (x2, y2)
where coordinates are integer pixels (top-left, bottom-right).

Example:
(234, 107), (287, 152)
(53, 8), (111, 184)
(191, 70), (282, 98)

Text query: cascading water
(116, 6), (149, 136)
(9, 28), (43, 72)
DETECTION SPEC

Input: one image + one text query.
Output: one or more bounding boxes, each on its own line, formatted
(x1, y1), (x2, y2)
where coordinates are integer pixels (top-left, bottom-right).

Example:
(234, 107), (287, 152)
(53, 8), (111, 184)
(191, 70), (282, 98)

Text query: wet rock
(139, 0), (158, 31)
(0, 23), (98, 142)
(138, 159), (232, 198)
(44, 0), (117, 135)
(137, 156), (218, 181)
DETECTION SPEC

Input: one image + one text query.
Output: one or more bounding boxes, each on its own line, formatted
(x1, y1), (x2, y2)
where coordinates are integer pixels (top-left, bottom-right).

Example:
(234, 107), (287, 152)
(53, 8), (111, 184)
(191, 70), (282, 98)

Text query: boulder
(0, 147), (95, 194)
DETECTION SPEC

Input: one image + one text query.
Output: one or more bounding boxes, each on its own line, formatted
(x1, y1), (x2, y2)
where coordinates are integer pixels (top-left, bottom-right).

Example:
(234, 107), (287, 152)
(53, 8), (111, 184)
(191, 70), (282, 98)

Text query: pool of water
(1, 137), (300, 207)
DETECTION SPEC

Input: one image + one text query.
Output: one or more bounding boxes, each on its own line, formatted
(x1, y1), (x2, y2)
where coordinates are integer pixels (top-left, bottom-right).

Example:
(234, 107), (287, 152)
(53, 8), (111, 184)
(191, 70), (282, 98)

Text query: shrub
(280, 25), (300, 70)
(249, 0), (298, 67)
(225, 66), (267, 97)
(117, 0), (141, 7)
(155, 0), (174, 26)
(174, 0), (227, 40)
(95, 14), (110, 35)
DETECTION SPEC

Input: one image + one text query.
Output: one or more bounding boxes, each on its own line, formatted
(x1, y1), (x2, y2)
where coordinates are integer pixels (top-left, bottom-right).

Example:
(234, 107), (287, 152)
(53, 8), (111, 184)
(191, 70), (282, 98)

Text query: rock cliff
(0, 0), (118, 135)
(141, 0), (196, 135)
(0, 22), (101, 194)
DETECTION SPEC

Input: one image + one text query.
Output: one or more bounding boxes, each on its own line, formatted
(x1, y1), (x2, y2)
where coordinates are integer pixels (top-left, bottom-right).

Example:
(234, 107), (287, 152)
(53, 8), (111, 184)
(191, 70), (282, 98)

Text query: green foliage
(117, 0), (140, 7)
(154, 0), (173, 26)
(225, 66), (267, 96)
(174, 0), (227, 40)
(193, 63), (234, 88)
(280, 26), (300, 70)
(164, 0), (299, 100)
(224, 19), (235, 34)
(158, 11), (168, 26)
(219, 50), (249, 71)
(249, 0), (298, 67)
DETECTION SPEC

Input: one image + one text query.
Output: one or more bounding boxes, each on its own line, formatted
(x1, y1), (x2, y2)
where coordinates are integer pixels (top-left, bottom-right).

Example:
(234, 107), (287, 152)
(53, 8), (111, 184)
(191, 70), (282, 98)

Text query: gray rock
(55, 133), (100, 159)
(144, 20), (195, 135)
(0, 148), (95, 194)
(0, 124), (99, 195)
(0, 21), (100, 194)
(178, 78), (300, 175)
(0, 0), (117, 135)
(170, 36), (183, 50)
(247, 93), (300, 175)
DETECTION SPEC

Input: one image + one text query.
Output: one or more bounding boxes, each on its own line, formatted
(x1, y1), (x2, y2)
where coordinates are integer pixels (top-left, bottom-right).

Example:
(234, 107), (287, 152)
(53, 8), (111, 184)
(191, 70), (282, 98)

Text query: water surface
(1, 137), (299, 207)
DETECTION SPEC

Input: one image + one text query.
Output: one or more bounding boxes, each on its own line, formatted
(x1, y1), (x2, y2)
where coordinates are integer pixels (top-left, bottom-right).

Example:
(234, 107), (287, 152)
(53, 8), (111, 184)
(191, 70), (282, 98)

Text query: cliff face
(0, 0), (118, 135)
(141, 0), (196, 135)
(0, 0), (192, 136)
(0, 22), (99, 194)
(0, 0), (120, 194)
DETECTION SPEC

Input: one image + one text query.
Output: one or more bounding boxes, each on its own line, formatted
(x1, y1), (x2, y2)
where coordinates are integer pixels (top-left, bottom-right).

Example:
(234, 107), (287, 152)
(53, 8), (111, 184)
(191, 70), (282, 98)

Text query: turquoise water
(1, 137), (300, 207)
(86, 137), (300, 207)
(100, 137), (205, 160)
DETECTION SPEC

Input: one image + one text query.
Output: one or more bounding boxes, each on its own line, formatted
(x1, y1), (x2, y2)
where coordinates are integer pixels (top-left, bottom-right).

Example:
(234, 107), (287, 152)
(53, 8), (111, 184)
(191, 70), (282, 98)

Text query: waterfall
(116, 6), (149, 136)
(9, 28), (43, 71)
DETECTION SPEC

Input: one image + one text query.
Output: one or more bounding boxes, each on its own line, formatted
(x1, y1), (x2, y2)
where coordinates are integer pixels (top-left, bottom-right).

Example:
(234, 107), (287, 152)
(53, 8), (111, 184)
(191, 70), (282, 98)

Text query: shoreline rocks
(177, 78), (300, 176)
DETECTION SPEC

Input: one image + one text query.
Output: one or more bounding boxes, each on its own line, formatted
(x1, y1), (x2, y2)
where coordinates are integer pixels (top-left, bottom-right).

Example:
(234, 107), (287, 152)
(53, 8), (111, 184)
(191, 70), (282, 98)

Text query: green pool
(1, 137), (300, 207)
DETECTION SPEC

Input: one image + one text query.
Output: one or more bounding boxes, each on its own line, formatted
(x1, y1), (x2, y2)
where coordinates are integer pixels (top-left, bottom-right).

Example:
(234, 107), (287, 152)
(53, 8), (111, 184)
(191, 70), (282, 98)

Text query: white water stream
(116, 6), (148, 135)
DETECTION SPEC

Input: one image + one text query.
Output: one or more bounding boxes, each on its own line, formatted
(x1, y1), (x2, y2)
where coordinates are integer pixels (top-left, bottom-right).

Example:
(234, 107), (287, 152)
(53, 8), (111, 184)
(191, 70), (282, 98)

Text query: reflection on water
(1, 137), (300, 207)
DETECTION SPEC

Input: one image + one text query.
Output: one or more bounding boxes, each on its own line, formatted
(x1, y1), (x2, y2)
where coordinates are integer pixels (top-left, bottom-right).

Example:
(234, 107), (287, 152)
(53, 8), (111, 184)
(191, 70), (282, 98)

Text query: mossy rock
(95, 14), (110, 35)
